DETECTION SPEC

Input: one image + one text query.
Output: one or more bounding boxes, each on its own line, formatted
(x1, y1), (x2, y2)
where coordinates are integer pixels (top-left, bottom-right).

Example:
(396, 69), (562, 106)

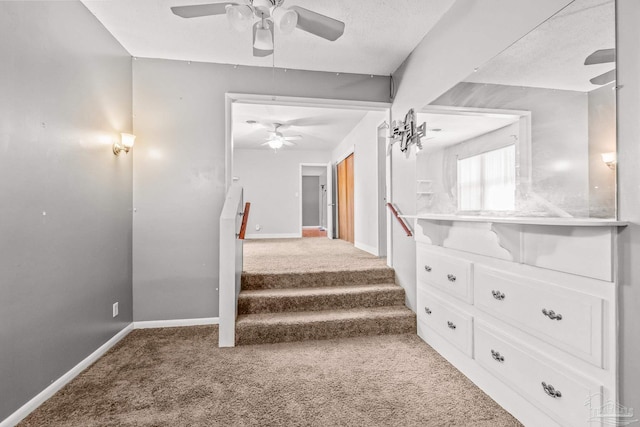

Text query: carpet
(243, 238), (390, 274)
(19, 326), (522, 427)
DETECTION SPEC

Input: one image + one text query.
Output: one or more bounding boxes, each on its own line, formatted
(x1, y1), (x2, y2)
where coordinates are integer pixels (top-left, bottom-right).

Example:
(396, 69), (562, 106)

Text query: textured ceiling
(417, 112), (520, 148)
(233, 103), (375, 151)
(81, 0), (455, 75)
(465, 0), (615, 92)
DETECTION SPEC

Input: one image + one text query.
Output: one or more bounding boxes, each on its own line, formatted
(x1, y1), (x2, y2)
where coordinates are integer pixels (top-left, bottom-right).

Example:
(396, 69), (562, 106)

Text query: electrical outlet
(112, 302), (119, 318)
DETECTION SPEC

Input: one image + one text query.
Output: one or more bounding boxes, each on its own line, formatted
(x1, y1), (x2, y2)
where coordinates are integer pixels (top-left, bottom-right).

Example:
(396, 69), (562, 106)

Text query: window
(457, 145), (516, 212)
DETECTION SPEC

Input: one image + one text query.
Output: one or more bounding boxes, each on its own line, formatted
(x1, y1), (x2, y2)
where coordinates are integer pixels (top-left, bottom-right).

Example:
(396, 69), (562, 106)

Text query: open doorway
(300, 164), (328, 238)
(228, 94), (390, 258)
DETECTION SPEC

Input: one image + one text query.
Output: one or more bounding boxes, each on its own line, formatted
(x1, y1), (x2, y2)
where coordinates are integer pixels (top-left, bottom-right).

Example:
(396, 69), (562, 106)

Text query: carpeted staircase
(236, 267), (416, 345)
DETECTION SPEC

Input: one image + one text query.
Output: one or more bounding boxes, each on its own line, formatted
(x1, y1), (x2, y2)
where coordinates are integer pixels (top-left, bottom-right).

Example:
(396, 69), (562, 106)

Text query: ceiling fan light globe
(226, 5), (253, 32)
(271, 7), (298, 34)
(254, 25), (273, 50)
(267, 138), (284, 149)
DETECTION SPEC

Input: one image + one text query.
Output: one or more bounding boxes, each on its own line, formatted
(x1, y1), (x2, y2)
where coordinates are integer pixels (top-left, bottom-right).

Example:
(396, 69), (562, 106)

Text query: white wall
(234, 149), (330, 238)
(332, 111), (388, 256)
(616, 0), (640, 414)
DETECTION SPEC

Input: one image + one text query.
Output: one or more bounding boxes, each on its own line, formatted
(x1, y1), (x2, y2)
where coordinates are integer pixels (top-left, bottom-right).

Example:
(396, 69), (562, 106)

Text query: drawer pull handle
(542, 308), (563, 321)
(490, 349), (505, 362)
(541, 382), (562, 398)
(447, 274), (457, 282)
(424, 265), (432, 272)
(491, 290), (505, 300)
(424, 307), (432, 315)
(447, 321), (456, 330)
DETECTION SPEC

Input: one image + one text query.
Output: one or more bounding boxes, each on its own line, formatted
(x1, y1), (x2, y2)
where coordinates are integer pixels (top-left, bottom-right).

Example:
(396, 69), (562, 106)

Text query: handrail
(238, 202), (251, 240)
(219, 183), (244, 347)
(387, 202), (413, 237)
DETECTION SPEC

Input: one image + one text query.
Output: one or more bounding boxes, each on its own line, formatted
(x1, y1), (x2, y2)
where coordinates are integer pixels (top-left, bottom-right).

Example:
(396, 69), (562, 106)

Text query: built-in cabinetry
(407, 215), (624, 427)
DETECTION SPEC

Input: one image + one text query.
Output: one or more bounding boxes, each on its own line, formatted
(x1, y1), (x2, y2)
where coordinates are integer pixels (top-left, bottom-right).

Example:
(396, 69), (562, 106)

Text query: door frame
(225, 93), (392, 251)
(300, 163), (330, 238)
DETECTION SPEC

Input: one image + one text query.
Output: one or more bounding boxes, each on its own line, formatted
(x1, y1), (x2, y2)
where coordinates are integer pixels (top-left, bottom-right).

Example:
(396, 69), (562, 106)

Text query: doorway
(300, 164), (328, 238)
(337, 153), (354, 244)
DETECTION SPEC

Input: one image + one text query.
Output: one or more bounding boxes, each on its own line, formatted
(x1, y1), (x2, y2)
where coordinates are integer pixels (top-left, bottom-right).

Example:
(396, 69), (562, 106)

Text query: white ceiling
(81, 0), (455, 75)
(465, 0), (615, 92)
(233, 103), (374, 151)
(417, 111), (520, 148)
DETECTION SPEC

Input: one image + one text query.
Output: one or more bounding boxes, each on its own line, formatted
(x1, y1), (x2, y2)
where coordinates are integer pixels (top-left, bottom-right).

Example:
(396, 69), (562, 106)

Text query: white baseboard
(355, 241), (379, 256)
(1, 324), (134, 427)
(133, 317), (219, 329)
(244, 233), (301, 239)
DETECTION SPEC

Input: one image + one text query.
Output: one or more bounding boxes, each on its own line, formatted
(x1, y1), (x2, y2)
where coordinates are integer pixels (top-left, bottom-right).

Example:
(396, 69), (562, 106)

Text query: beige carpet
(20, 327), (522, 426)
(243, 238), (390, 274)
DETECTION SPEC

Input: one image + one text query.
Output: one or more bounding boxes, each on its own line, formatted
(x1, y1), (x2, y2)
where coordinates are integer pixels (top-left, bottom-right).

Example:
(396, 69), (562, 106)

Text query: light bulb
(271, 7), (298, 34)
(226, 4), (252, 32)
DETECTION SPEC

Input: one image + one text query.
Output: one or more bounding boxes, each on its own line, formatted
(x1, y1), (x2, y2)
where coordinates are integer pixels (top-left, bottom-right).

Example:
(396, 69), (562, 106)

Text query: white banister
(218, 183), (244, 347)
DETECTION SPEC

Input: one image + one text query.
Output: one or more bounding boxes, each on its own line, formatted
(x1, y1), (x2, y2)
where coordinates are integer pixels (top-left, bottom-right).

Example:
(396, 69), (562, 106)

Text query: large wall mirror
(416, 0), (616, 219)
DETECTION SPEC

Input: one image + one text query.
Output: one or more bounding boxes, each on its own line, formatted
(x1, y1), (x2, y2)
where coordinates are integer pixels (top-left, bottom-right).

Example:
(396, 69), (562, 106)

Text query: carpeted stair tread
(238, 283), (406, 314)
(236, 306), (416, 345)
(242, 268), (396, 290)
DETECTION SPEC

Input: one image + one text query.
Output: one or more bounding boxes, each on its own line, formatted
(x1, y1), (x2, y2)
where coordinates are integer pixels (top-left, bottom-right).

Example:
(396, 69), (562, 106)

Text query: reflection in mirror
(417, 0), (616, 219)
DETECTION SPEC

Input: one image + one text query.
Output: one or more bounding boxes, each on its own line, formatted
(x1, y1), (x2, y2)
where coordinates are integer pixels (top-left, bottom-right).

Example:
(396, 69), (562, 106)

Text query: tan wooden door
(337, 153), (354, 243)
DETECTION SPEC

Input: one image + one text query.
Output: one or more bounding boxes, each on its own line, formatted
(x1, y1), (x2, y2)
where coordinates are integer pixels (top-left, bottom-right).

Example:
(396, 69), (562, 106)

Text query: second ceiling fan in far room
(170, 0), (345, 57)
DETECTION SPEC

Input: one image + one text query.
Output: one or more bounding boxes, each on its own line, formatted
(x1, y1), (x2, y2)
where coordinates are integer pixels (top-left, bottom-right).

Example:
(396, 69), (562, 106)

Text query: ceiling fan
(247, 121), (302, 151)
(584, 48), (616, 86)
(170, 0), (346, 57)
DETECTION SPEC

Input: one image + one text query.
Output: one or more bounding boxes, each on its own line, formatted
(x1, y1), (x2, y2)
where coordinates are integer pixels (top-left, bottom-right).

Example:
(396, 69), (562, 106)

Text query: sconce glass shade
(114, 133), (136, 155)
(226, 4), (253, 32)
(254, 22), (273, 50)
(121, 133), (136, 149)
(601, 151), (616, 169)
(271, 7), (298, 34)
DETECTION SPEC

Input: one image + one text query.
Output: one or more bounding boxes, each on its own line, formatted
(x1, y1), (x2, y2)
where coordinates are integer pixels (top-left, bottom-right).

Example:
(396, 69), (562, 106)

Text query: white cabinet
(417, 288), (473, 357)
(413, 221), (618, 427)
(475, 323), (603, 427)
(474, 265), (604, 367)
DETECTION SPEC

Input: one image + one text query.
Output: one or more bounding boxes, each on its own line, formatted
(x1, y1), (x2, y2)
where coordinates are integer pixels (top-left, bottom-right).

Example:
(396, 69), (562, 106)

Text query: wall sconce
(113, 133), (136, 155)
(601, 152), (616, 170)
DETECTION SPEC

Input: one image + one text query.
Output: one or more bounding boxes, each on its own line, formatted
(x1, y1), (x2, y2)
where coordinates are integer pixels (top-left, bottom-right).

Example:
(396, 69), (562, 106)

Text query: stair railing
(387, 202), (413, 237)
(219, 183), (245, 347)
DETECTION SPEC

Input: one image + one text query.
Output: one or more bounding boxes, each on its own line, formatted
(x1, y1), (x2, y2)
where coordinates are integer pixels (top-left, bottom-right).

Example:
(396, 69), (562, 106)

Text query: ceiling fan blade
(584, 48), (615, 65)
(590, 69), (616, 85)
(252, 21), (274, 57)
(171, 3), (236, 18)
(283, 141), (297, 146)
(283, 135), (302, 141)
(289, 6), (345, 41)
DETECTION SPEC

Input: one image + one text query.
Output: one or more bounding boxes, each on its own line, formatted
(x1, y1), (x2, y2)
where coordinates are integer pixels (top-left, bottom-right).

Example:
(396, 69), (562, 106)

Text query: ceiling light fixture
(267, 137), (284, 151)
(253, 18), (273, 51)
(171, 1), (345, 58)
(601, 152), (616, 169)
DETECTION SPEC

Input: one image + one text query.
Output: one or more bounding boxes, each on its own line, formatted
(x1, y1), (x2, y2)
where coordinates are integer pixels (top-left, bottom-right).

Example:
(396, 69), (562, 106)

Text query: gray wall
(389, 0), (571, 312)
(616, 0), (640, 415)
(302, 176), (321, 226)
(0, 1), (133, 421)
(132, 58), (389, 321)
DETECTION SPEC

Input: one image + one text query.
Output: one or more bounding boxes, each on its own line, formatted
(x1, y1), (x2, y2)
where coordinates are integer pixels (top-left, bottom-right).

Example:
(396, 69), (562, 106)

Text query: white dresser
(411, 216), (624, 427)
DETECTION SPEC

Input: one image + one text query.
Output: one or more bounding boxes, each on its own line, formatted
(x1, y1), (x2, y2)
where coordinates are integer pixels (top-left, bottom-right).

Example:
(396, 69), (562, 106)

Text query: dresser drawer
(417, 247), (473, 303)
(475, 323), (603, 427)
(474, 265), (603, 367)
(417, 288), (473, 357)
